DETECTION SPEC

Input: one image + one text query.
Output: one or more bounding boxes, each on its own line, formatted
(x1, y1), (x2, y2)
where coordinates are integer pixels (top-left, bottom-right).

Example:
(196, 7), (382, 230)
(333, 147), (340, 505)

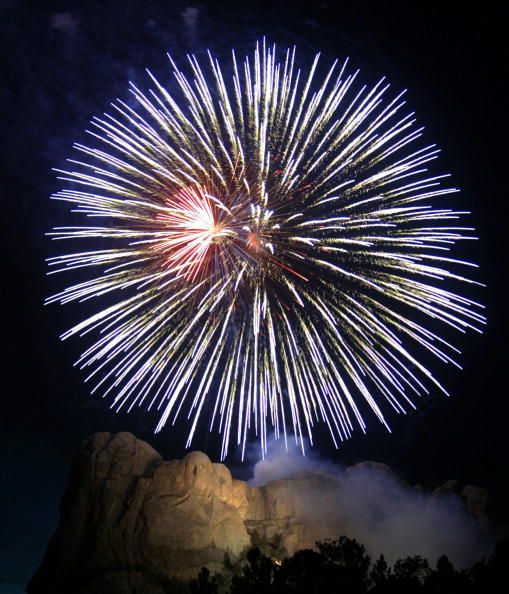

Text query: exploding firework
(47, 42), (484, 458)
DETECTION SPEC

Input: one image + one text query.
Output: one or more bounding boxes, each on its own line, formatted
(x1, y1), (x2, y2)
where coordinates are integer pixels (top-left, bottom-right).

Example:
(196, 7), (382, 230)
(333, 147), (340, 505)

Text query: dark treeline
(185, 536), (508, 594)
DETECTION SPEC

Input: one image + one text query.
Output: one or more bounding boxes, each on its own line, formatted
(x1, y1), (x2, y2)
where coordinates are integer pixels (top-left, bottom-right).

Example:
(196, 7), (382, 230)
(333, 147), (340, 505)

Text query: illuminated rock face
(27, 432), (488, 594)
(27, 432), (348, 592)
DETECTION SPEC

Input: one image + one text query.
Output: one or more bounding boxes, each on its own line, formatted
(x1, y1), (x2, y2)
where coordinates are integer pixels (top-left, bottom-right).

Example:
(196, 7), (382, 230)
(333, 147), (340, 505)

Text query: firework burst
(47, 41), (484, 458)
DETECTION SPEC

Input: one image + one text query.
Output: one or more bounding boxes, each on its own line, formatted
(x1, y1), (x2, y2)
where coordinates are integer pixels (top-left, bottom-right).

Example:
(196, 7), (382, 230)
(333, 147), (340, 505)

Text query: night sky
(1, 1), (507, 592)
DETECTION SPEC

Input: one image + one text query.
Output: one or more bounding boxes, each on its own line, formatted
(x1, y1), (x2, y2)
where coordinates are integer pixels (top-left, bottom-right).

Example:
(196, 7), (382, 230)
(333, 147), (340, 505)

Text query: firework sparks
(46, 41), (484, 458)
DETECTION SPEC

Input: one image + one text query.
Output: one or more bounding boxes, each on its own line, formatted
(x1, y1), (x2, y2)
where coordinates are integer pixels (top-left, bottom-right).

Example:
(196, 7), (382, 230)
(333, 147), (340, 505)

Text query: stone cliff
(28, 432), (488, 594)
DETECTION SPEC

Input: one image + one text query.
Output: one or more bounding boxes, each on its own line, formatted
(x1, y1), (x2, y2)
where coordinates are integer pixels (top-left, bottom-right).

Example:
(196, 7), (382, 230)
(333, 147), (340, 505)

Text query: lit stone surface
(28, 432), (488, 593)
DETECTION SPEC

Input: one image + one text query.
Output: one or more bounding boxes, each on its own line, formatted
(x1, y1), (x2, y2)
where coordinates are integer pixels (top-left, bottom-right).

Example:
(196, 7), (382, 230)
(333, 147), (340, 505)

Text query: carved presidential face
(182, 451), (214, 494)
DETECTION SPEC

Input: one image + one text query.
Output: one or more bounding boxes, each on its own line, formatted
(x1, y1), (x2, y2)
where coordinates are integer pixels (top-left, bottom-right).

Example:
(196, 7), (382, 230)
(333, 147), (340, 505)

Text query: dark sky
(1, 1), (507, 591)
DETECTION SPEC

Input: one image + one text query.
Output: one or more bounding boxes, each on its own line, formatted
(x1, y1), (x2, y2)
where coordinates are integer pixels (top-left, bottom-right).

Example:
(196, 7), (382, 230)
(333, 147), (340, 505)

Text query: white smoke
(248, 436), (340, 486)
(247, 435), (492, 568)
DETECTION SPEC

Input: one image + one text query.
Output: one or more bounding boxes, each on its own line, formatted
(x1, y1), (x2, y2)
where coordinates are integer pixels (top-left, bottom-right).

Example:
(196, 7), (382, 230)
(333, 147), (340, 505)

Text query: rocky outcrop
(28, 432), (489, 593)
(28, 433), (253, 592)
(433, 480), (490, 528)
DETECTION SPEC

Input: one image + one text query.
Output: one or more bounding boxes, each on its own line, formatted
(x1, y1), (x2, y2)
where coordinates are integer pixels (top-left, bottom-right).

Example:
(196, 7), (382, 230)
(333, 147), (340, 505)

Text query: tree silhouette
(370, 554), (391, 593)
(421, 555), (467, 593)
(192, 536), (508, 594)
(229, 547), (275, 594)
(275, 537), (371, 594)
(468, 540), (509, 593)
(275, 548), (326, 593)
(189, 567), (218, 594)
(390, 555), (431, 592)
(317, 536), (371, 593)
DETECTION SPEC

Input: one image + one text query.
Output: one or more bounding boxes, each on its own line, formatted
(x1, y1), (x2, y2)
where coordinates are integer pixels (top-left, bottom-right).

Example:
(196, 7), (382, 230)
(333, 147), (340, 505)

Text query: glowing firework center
(155, 186), (277, 282)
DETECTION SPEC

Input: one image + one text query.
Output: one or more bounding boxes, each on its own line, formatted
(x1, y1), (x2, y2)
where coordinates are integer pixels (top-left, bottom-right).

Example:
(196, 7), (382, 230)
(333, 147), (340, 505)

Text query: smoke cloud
(248, 436), (340, 486)
(247, 436), (492, 569)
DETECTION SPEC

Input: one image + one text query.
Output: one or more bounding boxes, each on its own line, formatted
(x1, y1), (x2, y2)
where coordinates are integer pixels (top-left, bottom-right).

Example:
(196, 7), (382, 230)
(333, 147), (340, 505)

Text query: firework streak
(47, 42), (484, 458)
